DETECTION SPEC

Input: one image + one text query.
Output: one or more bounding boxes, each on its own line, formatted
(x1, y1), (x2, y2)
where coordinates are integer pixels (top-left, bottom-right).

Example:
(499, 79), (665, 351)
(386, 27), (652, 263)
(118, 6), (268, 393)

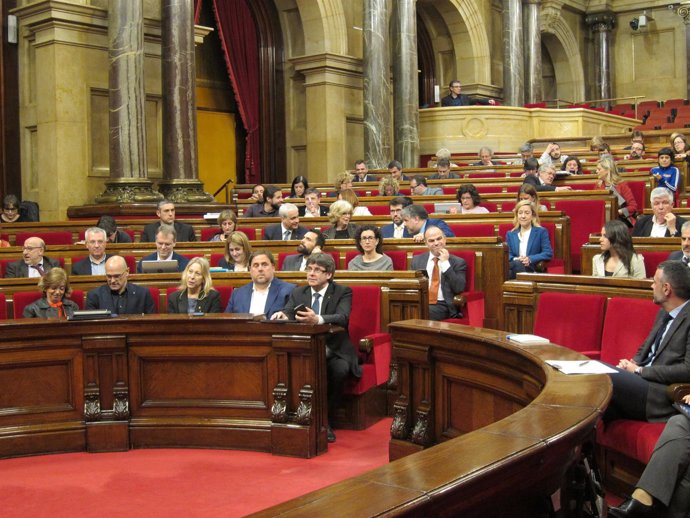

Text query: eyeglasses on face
(360, 235), (376, 241)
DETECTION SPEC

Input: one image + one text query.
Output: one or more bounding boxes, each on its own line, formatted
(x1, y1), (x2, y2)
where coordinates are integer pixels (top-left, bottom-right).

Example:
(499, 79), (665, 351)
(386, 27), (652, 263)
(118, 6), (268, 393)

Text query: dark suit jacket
(633, 303), (690, 419)
(523, 175), (556, 192)
(281, 254), (306, 272)
(85, 282), (155, 315)
(633, 214), (688, 238)
(137, 252), (189, 273)
(298, 205), (329, 217)
(283, 282), (361, 378)
(506, 226), (553, 263)
(140, 221), (197, 242)
(4, 257), (60, 278)
(323, 223), (358, 240)
(402, 219), (455, 239)
(225, 278), (295, 319)
(72, 254), (112, 276)
(410, 253), (467, 318)
(167, 289), (222, 314)
(263, 224), (308, 241)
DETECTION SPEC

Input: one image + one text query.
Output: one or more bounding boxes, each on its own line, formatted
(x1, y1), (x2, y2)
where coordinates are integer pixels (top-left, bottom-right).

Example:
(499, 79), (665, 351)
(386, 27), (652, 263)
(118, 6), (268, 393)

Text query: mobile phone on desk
(294, 304), (307, 314)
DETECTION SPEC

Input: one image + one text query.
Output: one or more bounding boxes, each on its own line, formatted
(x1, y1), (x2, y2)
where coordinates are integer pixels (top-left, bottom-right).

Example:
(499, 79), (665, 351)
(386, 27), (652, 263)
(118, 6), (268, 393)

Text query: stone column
(97, 0), (161, 203)
(363, 0), (391, 169)
(158, 0), (212, 202)
(585, 12), (615, 107)
(523, 0), (543, 104)
(675, 5), (690, 100)
(392, 0), (419, 168)
(502, 0), (524, 107)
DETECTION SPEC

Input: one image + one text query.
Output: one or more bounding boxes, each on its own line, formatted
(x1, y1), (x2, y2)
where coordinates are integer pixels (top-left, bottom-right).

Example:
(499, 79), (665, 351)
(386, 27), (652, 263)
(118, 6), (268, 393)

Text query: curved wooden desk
(252, 320), (611, 517)
(0, 315), (335, 459)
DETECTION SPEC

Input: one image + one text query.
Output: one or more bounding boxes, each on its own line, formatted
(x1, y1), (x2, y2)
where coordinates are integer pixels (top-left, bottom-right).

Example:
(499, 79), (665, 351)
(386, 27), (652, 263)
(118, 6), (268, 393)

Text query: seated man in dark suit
(668, 221), (690, 265)
(380, 196), (413, 239)
(97, 215), (132, 243)
(605, 261), (690, 425)
(243, 185), (283, 218)
(4, 237), (59, 278)
(610, 399), (690, 517)
(281, 229), (325, 272)
(271, 253), (361, 443)
(137, 225), (189, 273)
(299, 188), (329, 218)
(388, 160), (409, 182)
(72, 227), (110, 275)
(86, 255), (155, 315)
(140, 200), (196, 242)
(353, 159), (375, 182)
(633, 187), (687, 238)
(410, 226), (466, 321)
(523, 164), (571, 192)
(401, 204), (455, 242)
(263, 203), (308, 241)
(225, 251), (295, 318)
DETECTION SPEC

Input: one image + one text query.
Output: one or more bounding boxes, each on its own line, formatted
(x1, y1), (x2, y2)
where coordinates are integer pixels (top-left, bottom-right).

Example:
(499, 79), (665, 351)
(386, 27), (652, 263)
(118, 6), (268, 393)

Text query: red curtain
(203, 0), (261, 184)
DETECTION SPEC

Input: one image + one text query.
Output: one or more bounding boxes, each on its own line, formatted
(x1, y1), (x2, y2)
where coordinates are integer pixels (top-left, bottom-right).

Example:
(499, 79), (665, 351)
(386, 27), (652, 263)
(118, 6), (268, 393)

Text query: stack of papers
(545, 360), (617, 375)
(506, 334), (550, 345)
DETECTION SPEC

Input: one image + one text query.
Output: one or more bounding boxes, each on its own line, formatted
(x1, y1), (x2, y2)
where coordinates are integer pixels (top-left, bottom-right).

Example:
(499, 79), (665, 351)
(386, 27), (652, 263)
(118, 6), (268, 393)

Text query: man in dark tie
(4, 237), (60, 278)
(271, 253), (361, 443)
(262, 203), (308, 241)
(668, 221), (690, 265)
(605, 261), (690, 424)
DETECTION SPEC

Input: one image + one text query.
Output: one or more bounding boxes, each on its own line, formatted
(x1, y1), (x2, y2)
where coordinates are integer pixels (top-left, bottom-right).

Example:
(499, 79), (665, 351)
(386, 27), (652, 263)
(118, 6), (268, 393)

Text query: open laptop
(140, 259), (179, 274)
(434, 202), (462, 214)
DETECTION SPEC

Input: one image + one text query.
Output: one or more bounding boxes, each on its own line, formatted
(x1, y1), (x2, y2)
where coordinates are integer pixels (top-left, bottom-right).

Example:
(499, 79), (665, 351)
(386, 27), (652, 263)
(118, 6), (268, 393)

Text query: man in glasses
(272, 253), (361, 443)
(441, 80), (497, 107)
(86, 255), (155, 315)
(4, 237), (60, 278)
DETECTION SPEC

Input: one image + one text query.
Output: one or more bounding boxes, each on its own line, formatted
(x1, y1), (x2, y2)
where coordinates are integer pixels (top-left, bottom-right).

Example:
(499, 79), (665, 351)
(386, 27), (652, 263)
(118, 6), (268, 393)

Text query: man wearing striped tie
(271, 253), (360, 443)
(4, 237), (60, 278)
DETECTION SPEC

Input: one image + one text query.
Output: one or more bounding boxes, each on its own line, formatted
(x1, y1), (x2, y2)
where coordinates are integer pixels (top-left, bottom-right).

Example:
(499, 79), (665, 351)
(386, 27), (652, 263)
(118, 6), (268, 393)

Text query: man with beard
(538, 142), (567, 168)
(380, 196), (412, 239)
(669, 221), (690, 264)
(243, 185), (283, 218)
(281, 229), (325, 272)
(224, 251), (295, 319)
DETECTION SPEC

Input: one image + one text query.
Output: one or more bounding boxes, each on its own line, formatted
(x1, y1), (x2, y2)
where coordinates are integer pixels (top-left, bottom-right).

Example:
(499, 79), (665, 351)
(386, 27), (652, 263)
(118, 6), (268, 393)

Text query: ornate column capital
(675, 5), (690, 24)
(539, 0), (563, 33)
(585, 12), (616, 32)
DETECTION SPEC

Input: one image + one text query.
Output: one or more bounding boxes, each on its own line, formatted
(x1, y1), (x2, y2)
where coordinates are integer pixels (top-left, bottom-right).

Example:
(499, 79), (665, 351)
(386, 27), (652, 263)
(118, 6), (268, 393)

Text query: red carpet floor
(0, 418), (392, 518)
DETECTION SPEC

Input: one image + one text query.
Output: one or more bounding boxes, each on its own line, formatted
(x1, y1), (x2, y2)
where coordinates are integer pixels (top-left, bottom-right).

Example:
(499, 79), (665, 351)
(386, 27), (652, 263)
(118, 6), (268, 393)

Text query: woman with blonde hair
(378, 176), (400, 197)
(333, 171), (353, 195)
(23, 267), (79, 318)
(337, 188), (372, 216)
(323, 200), (358, 239)
(168, 257), (222, 314)
(208, 209), (237, 242)
(596, 154), (638, 227)
(220, 231), (252, 271)
(505, 200), (553, 279)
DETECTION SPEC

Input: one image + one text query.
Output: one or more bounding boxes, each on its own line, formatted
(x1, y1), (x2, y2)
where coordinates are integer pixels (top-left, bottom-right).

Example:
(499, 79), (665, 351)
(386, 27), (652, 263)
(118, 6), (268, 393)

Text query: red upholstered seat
(13, 291), (43, 319)
(625, 181), (646, 213)
(598, 419), (667, 464)
(237, 227), (256, 240)
(70, 290), (85, 309)
(553, 200), (606, 273)
(533, 292), (607, 358)
(210, 253), (225, 268)
(367, 205), (390, 216)
(148, 287), (160, 313)
(639, 251), (667, 278)
(344, 285), (390, 398)
(600, 297), (658, 366)
(200, 227), (221, 241)
(16, 231), (73, 246)
(448, 223), (495, 238)
(0, 293), (5, 320)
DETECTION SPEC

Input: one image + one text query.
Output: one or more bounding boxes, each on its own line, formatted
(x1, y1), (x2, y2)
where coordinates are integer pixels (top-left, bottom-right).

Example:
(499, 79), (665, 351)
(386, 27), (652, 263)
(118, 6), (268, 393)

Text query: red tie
(32, 264), (45, 276)
(429, 257), (440, 304)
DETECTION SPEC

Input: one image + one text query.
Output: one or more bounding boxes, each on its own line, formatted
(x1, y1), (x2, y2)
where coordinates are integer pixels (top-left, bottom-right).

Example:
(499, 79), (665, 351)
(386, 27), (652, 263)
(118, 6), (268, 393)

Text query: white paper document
(545, 360), (617, 375)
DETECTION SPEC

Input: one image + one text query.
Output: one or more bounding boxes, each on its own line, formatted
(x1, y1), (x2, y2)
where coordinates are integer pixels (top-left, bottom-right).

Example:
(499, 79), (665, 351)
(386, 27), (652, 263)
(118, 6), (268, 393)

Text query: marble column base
(156, 179), (214, 203)
(95, 178), (164, 203)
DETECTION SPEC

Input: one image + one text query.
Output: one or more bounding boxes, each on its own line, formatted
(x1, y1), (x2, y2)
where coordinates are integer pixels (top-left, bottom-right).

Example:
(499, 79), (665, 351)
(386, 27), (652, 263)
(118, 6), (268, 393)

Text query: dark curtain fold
(194, 0), (202, 23)
(209, 0), (261, 183)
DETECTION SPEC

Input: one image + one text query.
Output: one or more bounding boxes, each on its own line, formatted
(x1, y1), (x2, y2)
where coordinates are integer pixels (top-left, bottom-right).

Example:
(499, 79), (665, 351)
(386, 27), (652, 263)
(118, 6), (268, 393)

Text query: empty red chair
(533, 292), (607, 359)
(367, 205), (391, 216)
(201, 227), (221, 241)
(553, 200), (606, 273)
(448, 223), (495, 238)
(639, 251), (668, 278)
(0, 293), (5, 320)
